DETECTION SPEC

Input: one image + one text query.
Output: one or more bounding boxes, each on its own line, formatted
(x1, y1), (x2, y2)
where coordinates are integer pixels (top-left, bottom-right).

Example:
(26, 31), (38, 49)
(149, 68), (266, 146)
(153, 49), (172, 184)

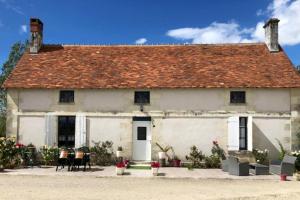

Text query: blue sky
(0, 0), (299, 67)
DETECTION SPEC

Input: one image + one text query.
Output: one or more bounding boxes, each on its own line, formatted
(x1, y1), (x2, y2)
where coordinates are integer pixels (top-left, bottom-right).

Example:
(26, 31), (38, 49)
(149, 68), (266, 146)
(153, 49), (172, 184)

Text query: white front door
(132, 120), (151, 161)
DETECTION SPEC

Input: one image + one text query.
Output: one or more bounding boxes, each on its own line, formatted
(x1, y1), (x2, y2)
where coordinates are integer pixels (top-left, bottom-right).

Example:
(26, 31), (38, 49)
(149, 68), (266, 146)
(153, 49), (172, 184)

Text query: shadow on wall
(253, 123), (279, 160)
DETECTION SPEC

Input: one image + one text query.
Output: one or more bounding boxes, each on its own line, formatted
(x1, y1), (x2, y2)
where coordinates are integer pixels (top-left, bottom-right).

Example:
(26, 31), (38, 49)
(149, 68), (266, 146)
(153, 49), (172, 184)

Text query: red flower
(16, 143), (24, 148)
(151, 162), (160, 168)
(116, 162), (125, 168)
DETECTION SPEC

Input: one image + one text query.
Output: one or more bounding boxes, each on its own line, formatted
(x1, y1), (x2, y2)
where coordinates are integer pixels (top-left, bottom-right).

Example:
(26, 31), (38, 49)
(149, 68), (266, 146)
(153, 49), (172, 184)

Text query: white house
(3, 18), (300, 161)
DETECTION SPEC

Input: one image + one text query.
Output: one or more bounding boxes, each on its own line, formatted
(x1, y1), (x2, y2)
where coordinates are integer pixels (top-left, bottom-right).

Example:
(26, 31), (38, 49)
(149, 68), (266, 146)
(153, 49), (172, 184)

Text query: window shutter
(247, 116), (253, 151)
(45, 113), (56, 146)
(75, 114), (87, 148)
(227, 116), (239, 151)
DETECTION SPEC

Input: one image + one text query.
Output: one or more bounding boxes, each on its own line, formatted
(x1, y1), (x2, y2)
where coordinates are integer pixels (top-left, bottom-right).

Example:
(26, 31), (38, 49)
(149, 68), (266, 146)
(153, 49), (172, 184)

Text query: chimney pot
(263, 18), (280, 52)
(29, 18), (43, 54)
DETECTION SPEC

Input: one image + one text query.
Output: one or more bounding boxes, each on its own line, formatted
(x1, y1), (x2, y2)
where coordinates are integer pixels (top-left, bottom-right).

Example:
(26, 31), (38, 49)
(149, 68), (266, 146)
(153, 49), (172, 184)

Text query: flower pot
(116, 150), (123, 158)
(172, 159), (181, 167)
(116, 167), (125, 175)
(152, 167), (159, 176)
(158, 152), (166, 159)
(280, 174), (287, 181)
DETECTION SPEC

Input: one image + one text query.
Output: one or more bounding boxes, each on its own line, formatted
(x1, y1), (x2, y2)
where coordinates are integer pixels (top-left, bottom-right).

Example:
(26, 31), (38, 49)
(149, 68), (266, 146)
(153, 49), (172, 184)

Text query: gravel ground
(0, 175), (300, 200)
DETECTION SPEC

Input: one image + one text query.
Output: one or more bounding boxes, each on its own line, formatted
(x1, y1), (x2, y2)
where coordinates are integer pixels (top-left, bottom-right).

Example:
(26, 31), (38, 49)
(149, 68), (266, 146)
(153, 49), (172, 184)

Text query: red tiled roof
(3, 43), (300, 89)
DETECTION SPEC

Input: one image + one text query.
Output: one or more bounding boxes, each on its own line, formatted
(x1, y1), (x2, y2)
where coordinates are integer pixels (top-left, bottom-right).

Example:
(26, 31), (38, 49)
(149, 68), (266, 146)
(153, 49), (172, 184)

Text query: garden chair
(269, 155), (297, 176)
(72, 150), (84, 171)
(56, 148), (70, 171)
(228, 156), (249, 176)
(78, 146), (91, 171)
(221, 159), (228, 172)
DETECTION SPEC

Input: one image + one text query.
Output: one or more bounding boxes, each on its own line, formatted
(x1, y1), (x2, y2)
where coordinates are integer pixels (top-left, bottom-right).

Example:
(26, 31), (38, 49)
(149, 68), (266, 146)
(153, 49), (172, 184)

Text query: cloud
(19, 25), (27, 34)
(167, 0), (300, 46)
(135, 38), (147, 45)
(0, 0), (24, 15)
(167, 22), (254, 44)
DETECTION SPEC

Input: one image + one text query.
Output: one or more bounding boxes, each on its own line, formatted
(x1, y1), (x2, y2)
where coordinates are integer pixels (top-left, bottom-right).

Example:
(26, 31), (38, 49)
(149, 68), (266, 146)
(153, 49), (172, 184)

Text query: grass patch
(128, 165), (151, 170)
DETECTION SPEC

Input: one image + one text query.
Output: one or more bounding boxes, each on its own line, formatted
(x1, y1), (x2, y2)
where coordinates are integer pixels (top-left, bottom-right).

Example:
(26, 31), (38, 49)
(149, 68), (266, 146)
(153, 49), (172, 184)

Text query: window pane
(240, 128), (246, 137)
(59, 90), (74, 103)
(230, 91), (246, 103)
(134, 91), (150, 104)
(240, 139), (246, 148)
(239, 117), (248, 150)
(240, 117), (247, 127)
(137, 127), (147, 140)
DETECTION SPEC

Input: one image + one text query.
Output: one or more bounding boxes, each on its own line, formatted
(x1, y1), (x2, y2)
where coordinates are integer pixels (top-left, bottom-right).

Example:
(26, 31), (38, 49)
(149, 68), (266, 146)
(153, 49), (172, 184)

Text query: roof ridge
(42, 43), (266, 47)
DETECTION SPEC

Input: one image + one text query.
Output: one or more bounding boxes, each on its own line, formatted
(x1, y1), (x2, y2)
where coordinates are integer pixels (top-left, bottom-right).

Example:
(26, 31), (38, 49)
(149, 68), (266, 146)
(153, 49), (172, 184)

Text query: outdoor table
(249, 163), (269, 175)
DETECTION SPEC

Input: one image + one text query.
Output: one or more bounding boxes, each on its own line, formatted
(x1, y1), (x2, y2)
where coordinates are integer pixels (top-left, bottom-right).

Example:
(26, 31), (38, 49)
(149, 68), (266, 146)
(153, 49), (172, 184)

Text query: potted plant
(116, 162), (125, 175)
(172, 155), (181, 167)
(116, 146), (123, 158)
(151, 161), (160, 176)
(155, 143), (173, 166)
(124, 159), (130, 168)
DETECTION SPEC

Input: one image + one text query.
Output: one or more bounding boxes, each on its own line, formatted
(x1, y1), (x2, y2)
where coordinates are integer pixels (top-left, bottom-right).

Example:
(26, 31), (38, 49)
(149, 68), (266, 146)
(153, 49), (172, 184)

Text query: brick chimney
(29, 18), (43, 54)
(263, 18), (280, 52)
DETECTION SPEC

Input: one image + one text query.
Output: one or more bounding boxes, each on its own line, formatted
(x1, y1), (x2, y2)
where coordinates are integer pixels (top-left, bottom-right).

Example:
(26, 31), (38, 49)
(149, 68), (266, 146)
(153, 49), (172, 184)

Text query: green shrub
(276, 138), (286, 160)
(90, 141), (114, 166)
(291, 151), (300, 172)
(252, 148), (269, 165)
(211, 141), (226, 160)
(0, 137), (20, 168)
(40, 146), (59, 166)
(185, 145), (205, 168)
(204, 154), (221, 168)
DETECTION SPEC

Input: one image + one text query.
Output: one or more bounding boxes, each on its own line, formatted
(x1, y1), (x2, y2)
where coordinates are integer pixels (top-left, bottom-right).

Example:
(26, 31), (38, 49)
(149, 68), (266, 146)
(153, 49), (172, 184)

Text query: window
(239, 117), (247, 150)
(58, 116), (75, 147)
(137, 127), (147, 140)
(230, 91), (246, 104)
(59, 90), (74, 103)
(134, 91), (150, 104)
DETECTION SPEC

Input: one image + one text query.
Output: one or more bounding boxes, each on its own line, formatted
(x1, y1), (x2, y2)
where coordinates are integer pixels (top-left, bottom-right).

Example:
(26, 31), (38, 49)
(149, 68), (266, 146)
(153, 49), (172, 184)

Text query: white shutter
(45, 113), (56, 146)
(75, 113), (87, 148)
(247, 116), (253, 151)
(227, 116), (239, 151)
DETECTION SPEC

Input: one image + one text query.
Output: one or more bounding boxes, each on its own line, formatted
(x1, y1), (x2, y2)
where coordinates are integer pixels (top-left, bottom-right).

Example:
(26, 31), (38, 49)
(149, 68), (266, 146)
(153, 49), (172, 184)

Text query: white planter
(116, 150), (123, 158)
(116, 167), (125, 175)
(158, 152), (166, 159)
(152, 167), (159, 176)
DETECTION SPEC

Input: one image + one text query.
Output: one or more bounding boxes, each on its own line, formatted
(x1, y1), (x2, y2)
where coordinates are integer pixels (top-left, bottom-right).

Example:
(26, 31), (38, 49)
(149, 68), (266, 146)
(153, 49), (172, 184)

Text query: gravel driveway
(0, 175), (300, 200)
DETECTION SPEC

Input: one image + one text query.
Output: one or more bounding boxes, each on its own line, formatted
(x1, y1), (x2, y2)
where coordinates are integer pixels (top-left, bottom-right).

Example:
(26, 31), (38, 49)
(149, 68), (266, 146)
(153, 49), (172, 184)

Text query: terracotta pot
(116, 167), (125, 175)
(152, 167), (159, 176)
(172, 159), (181, 167)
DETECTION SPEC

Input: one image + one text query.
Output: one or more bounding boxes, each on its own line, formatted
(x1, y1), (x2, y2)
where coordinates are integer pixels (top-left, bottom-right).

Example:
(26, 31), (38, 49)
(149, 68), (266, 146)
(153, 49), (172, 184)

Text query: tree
(0, 41), (28, 136)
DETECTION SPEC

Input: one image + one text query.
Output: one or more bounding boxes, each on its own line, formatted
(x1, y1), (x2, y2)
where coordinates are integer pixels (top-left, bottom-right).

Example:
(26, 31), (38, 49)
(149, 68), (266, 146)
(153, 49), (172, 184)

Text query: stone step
(129, 161), (152, 165)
